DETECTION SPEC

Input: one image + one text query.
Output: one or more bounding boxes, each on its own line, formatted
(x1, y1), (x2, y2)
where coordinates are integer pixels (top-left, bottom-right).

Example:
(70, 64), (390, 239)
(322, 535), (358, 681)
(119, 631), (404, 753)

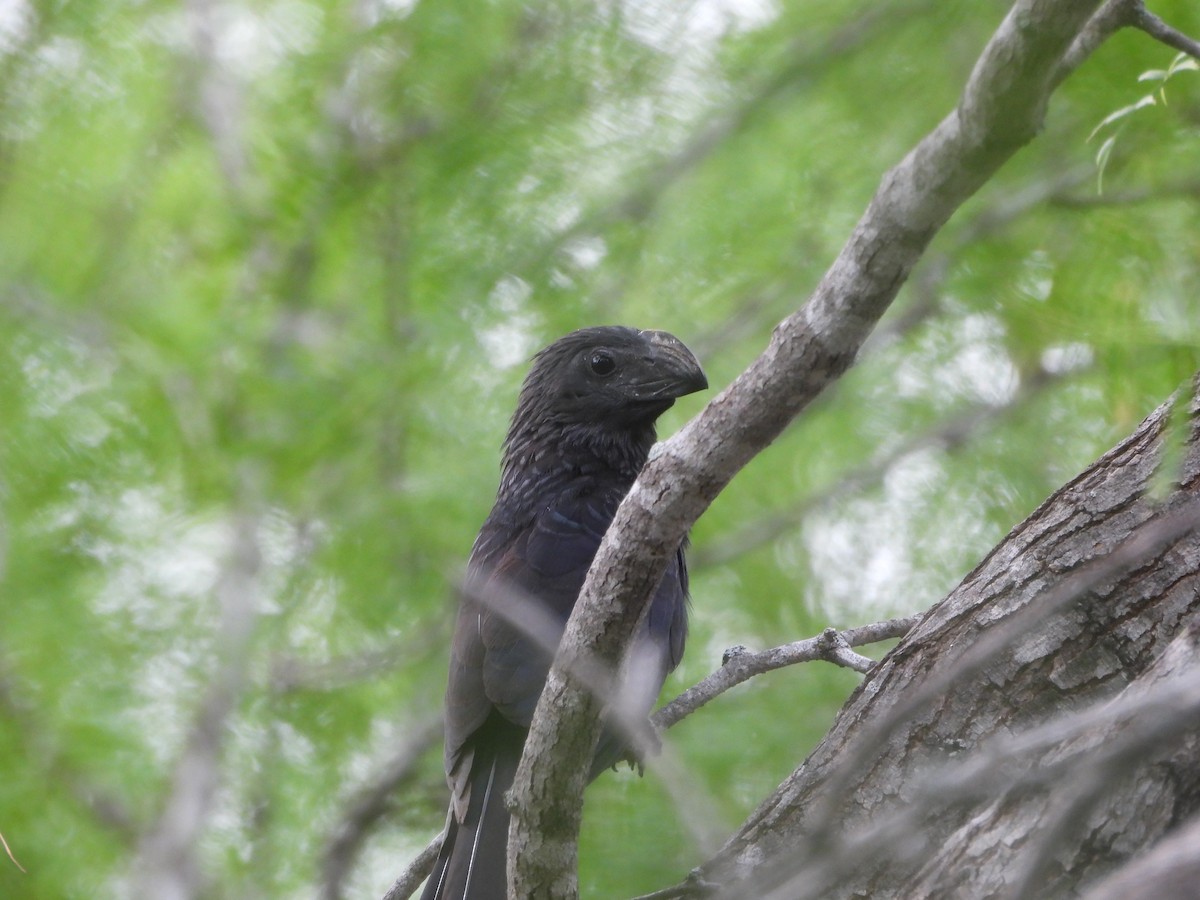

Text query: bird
(420, 326), (707, 900)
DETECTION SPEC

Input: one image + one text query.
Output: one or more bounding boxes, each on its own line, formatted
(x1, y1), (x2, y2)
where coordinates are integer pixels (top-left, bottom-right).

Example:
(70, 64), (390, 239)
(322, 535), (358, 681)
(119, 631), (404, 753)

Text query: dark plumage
(420, 326), (707, 900)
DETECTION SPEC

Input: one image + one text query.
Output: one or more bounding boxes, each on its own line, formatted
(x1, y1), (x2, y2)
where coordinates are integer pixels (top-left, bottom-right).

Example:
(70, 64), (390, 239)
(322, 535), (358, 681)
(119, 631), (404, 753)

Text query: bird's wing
(479, 484), (624, 724)
(442, 484), (622, 805)
(443, 482), (689, 809)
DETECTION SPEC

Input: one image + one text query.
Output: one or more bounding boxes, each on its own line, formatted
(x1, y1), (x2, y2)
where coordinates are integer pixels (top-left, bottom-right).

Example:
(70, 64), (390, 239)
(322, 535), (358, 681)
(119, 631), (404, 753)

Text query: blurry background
(1, 0), (1198, 897)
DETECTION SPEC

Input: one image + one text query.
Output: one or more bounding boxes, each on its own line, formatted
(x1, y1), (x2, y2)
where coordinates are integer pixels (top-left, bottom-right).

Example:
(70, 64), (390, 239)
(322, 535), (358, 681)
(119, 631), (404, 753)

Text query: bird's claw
(616, 718), (662, 776)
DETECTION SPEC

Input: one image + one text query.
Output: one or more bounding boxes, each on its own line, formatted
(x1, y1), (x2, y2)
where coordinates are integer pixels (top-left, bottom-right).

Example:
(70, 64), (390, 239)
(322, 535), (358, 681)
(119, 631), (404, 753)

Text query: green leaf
(1167, 54), (1200, 77)
(1087, 94), (1156, 142)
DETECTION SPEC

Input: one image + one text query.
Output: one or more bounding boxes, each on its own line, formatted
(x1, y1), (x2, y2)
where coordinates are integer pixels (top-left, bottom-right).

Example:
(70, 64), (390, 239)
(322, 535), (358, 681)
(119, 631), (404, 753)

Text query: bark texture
(697, 381), (1200, 899)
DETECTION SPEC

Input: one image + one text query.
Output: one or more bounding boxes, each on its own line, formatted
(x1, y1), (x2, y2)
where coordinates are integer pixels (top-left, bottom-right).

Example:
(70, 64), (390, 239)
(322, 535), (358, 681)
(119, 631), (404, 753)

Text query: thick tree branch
(1081, 809), (1200, 900)
(507, 2), (1113, 895)
(797, 472), (1200, 841)
(686, 378), (1200, 897)
(745, 612), (1200, 900)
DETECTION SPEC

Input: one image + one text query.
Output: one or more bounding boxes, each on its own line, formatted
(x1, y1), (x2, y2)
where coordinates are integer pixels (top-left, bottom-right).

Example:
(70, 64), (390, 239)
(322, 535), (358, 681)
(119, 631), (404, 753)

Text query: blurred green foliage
(1, 1), (1197, 897)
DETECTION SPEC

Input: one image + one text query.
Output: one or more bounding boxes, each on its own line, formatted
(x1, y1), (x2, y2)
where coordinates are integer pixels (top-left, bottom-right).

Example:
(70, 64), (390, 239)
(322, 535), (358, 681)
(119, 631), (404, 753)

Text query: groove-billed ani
(420, 326), (707, 900)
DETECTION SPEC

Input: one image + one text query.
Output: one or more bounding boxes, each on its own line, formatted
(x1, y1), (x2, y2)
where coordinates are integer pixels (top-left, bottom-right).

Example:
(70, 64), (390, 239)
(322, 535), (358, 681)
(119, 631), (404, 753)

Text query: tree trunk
(697, 377), (1200, 899)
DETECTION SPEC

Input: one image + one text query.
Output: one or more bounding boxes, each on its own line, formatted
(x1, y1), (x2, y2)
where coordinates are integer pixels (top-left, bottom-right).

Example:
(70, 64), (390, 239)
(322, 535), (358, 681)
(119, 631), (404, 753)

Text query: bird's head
(496, 325), (706, 501)
(517, 326), (708, 432)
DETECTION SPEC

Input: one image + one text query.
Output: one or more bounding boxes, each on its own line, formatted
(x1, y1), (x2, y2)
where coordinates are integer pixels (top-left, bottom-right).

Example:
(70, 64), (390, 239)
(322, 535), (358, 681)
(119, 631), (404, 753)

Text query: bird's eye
(589, 350), (616, 377)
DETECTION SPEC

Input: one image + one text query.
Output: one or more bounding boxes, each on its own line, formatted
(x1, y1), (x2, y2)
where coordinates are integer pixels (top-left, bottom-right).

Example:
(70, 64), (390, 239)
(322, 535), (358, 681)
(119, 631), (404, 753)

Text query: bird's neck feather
(497, 419), (656, 511)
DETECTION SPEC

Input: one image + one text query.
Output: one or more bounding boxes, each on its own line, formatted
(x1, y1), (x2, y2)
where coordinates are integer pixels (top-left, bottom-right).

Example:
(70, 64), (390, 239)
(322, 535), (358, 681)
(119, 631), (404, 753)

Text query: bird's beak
(639, 330), (708, 399)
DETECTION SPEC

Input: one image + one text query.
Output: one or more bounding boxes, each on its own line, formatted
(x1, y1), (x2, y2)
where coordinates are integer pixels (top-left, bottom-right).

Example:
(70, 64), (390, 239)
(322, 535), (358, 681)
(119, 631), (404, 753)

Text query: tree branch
(652, 616), (919, 731)
(130, 512), (262, 900)
(382, 829), (446, 900)
(815, 629), (878, 674)
(1058, 0), (1143, 74)
(507, 2), (1114, 895)
(321, 717), (442, 900)
(744, 613), (1200, 900)
(686, 378), (1200, 897)
(1081, 809), (1200, 900)
(1132, 1), (1200, 59)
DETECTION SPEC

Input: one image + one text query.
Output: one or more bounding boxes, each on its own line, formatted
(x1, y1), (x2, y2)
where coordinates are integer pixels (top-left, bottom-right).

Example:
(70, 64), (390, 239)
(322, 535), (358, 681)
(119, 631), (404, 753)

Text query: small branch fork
(653, 617), (919, 731)
(1130, 1), (1200, 59)
(1062, 0), (1199, 75)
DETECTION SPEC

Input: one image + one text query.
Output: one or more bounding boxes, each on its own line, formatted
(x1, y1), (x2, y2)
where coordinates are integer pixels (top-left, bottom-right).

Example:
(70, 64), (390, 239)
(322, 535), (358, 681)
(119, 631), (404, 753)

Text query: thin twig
(653, 615), (920, 731)
(1132, 1), (1200, 59)
(1058, 0), (1143, 77)
(816, 628), (876, 674)
(382, 829), (445, 900)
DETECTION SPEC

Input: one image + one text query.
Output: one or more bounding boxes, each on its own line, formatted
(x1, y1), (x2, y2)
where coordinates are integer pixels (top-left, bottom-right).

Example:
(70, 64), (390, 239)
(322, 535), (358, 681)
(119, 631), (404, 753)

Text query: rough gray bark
(694, 382), (1200, 899)
(1081, 807), (1200, 900)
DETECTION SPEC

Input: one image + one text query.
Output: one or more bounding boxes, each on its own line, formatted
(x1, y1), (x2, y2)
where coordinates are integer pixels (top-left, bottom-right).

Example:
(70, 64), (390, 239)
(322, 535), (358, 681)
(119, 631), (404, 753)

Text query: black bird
(420, 326), (707, 900)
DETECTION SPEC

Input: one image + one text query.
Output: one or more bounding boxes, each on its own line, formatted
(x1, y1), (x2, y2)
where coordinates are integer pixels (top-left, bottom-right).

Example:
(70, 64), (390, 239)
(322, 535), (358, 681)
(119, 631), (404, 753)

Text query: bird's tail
(421, 738), (521, 900)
